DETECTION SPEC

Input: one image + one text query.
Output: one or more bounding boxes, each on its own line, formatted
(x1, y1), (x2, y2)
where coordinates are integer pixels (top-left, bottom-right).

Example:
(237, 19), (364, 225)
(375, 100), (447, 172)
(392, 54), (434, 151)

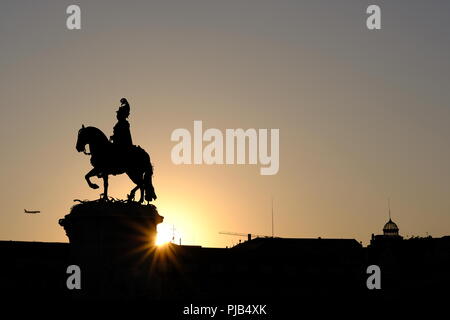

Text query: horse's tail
(144, 161), (157, 202)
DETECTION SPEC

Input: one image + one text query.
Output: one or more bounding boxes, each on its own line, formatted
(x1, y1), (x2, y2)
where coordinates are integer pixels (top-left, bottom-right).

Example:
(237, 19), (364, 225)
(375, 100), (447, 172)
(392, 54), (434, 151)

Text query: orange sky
(1, 1), (450, 247)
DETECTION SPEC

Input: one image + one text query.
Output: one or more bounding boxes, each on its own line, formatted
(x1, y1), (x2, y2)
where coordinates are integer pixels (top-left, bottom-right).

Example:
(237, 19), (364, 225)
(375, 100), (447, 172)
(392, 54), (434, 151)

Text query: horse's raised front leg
(85, 168), (100, 189)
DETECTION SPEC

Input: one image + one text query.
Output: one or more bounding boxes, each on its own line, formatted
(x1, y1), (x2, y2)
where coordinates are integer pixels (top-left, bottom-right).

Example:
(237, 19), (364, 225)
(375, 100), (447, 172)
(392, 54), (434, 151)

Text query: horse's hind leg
(128, 185), (140, 201)
(138, 185), (145, 203)
(127, 170), (144, 203)
(136, 178), (145, 203)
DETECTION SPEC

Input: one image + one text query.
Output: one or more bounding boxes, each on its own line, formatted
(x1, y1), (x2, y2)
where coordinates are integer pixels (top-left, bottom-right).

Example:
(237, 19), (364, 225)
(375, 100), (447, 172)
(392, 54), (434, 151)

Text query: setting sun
(156, 223), (179, 246)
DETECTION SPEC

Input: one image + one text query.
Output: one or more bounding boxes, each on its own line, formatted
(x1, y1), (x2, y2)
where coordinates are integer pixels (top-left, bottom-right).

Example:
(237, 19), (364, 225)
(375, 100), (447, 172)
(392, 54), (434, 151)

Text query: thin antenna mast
(271, 197), (274, 238)
(388, 198), (391, 220)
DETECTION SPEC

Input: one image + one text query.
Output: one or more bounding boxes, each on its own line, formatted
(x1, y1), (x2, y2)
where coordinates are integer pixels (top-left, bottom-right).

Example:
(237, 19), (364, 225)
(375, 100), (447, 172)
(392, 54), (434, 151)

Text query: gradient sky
(1, 0), (450, 247)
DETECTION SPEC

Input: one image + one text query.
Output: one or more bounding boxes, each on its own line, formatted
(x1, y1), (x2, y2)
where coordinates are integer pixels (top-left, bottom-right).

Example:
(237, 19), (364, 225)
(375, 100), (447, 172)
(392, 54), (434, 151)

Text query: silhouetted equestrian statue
(76, 98), (157, 203)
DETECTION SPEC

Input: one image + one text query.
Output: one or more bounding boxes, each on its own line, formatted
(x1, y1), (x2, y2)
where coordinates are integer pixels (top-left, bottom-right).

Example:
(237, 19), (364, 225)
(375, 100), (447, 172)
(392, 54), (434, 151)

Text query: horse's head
(76, 124), (89, 153)
(76, 125), (109, 155)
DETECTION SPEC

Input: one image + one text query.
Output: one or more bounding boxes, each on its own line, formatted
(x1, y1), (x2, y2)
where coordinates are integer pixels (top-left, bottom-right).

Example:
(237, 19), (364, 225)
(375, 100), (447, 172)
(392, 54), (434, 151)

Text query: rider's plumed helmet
(117, 98), (130, 119)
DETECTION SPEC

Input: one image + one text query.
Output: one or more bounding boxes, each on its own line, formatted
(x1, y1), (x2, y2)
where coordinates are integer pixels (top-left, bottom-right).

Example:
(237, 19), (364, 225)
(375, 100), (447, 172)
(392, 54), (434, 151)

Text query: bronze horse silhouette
(76, 125), (157, 202)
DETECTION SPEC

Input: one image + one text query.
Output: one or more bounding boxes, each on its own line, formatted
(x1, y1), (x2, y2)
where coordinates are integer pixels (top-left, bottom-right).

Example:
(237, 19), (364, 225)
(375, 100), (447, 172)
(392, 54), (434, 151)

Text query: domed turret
(369, 200), (403, 246)
(383, 218), (399, 236)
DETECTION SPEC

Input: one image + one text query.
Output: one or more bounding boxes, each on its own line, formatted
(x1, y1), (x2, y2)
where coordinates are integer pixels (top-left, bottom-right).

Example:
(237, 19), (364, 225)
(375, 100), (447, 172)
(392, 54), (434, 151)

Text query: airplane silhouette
(24, 209), (40, 214)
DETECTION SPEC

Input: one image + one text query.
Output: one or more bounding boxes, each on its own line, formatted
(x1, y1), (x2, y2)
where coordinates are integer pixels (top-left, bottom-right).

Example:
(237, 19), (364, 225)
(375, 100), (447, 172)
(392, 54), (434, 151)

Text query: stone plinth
(59, 200), (163, 265)
(58, 200), (164, 298)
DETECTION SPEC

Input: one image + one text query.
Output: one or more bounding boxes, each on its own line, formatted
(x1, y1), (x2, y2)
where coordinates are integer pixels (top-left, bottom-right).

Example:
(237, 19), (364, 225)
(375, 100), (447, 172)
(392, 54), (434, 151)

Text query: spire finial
(388, 198), (391, 220)
(271, 196), (274, 238)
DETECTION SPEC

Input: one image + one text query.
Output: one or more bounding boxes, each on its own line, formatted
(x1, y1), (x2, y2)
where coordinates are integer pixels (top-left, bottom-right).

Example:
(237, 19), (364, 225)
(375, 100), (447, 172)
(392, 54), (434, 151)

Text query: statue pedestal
(59, 200), (164, 298)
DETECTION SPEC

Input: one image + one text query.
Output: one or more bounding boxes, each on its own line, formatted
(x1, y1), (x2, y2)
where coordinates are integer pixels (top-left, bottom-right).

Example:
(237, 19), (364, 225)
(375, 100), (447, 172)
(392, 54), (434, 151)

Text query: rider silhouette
(110, 98), (133, 149)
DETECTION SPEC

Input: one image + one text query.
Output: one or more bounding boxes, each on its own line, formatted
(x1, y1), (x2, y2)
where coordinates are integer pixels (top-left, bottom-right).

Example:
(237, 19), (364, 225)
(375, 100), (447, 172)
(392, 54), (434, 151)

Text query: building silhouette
(0, 204), (449, 305)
